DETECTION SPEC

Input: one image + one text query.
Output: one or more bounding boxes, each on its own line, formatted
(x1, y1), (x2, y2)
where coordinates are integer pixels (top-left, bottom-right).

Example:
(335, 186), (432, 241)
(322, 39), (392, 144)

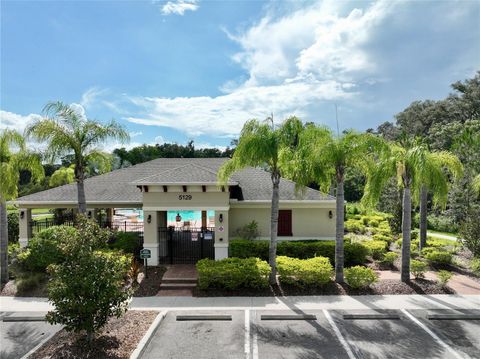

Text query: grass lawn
(428, 229), (459, 238)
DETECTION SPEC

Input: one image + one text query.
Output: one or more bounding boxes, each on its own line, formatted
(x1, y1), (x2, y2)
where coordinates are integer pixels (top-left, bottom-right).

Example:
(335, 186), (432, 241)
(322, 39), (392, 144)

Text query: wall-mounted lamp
(328, 210), (333, 219)
(176, 213), (182, 222)
(87, 211), (92, 219)
(219, 237), (223, 242)
(147, 214), (152, 224)
(20, 211), (25, 220)
(219, 213), (224, 223)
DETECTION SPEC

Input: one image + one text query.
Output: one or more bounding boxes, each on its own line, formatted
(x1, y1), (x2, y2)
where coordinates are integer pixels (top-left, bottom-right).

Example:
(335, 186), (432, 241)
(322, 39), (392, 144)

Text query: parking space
(0, 312), (61, 359)
(251, 310), (350, 359)
(140, 308), (480, 359)
(141, 310), (245, 359)
(408, 309), (480, 358)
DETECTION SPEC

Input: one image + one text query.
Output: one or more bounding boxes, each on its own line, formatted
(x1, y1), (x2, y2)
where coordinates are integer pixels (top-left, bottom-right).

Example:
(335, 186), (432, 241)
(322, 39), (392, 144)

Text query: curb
(130, 310), (167, 359)
(20, 327), (60, 359)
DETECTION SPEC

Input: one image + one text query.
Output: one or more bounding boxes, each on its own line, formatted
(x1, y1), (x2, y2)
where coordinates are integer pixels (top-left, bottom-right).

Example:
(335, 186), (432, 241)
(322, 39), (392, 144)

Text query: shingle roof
(15, 158), (334, 204)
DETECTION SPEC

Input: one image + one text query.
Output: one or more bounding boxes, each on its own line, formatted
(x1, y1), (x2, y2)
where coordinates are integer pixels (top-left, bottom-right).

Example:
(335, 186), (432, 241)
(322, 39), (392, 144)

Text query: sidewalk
(2, 294), (479, 312)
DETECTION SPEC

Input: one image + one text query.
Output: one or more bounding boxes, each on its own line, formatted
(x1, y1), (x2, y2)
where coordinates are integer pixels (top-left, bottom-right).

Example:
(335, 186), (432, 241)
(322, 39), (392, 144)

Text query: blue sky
(1, 0), (479, 151)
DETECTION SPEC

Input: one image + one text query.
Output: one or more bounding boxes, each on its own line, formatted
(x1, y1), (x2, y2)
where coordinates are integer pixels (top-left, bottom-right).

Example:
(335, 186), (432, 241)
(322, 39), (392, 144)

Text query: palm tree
(363, 137), (463, 282)
(218, 117), (303, 285)
(418, 148), (463, 250)
(0, 129), (44, 284)
(283, 125), (382, 282)
(26, 102), (129, 213)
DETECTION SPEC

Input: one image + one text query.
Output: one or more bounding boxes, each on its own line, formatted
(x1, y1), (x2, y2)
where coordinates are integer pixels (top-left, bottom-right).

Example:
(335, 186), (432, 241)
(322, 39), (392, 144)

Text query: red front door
(277, 210), (292, 236)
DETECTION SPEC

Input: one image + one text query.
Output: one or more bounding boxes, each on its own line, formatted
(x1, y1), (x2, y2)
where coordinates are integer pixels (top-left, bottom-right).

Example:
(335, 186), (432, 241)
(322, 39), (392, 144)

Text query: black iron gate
(158, 227), (215, 264)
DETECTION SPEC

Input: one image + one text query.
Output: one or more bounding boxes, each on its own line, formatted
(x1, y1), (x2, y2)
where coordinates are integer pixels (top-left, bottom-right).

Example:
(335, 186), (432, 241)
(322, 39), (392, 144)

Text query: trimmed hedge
(109, 231), (142, 256)
(197, 258), (271, 290)
(424, 250), (453, 265)
(362, 240), (388, 260)
(229, 240), (368, 267)
(344, 266), (378, 289)
(276, 256), (333, 286)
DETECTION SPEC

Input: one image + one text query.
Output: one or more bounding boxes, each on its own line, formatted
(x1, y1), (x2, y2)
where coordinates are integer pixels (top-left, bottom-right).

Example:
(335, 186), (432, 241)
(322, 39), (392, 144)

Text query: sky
(1, 0), (479, 151)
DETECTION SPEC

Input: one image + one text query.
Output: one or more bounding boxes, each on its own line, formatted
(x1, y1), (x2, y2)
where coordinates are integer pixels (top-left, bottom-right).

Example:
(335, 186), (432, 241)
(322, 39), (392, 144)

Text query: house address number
(178, 194), (192, 200)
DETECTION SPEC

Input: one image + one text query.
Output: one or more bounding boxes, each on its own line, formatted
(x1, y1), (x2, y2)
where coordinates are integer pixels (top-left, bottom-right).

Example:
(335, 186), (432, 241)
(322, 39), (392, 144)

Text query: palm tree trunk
(401, 186), (412, 282)
(75, 163), (87, 214)
(335, 177), (345, 283)
(269, 172), (280, 285)
(419, 185), (428, 250)
(0, 199), (9, 285)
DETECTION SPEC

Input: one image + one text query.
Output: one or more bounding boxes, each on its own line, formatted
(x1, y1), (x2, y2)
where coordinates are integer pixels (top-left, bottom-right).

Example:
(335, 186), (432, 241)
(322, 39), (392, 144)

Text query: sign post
(139, 249), (151, 279)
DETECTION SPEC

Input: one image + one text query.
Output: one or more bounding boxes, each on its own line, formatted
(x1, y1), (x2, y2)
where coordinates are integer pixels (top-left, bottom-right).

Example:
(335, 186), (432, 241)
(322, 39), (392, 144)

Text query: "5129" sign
(178, 194), (192, 200)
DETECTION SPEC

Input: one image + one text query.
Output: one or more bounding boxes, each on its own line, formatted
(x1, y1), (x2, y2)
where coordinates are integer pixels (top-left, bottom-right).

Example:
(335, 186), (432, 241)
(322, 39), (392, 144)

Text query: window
(277, 210), (292, 236)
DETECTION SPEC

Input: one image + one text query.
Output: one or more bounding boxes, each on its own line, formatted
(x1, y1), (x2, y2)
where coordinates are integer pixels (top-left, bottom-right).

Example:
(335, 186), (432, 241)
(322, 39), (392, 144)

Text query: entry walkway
(2, 295), (479, 312)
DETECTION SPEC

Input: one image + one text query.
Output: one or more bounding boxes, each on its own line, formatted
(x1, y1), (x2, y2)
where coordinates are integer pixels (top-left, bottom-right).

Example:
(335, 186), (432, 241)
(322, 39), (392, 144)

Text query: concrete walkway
(2, 294), (479, 312)
(378, 270), (480, 295)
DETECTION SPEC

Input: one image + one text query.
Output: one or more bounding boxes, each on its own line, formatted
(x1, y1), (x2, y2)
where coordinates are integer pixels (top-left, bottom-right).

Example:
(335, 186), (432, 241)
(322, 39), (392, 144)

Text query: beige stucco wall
(229, 205), (336, 240)
(142, 188), (229, 211)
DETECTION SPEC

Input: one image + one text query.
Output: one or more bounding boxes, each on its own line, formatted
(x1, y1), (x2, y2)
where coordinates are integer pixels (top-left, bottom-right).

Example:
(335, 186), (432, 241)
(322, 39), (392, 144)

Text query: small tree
(460, 207), (480, 257)
(46, 216), (133, 342)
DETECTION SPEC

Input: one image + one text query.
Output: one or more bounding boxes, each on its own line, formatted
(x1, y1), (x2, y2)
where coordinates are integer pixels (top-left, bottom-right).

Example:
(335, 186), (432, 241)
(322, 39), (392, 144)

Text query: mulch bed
(133, 266), (167, 297)
(193, 278), (454, 297)
(30, 311), (159, 359)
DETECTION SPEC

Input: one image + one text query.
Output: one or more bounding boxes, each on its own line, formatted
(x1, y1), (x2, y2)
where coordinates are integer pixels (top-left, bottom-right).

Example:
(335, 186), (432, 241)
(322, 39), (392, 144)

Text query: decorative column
(214, 209), (229, 260)
(143, 210), (164, 266)
(18, 208), (32, 248)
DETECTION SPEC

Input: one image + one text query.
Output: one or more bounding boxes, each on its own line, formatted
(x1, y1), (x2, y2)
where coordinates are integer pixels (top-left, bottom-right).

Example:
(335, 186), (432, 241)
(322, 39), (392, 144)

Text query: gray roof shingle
(15, 158), (334, 204)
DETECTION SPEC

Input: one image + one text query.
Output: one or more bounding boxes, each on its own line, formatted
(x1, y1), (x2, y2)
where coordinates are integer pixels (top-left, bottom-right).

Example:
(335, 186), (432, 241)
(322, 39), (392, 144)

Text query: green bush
(276, 256), (333, 286)
(460, 208), (480, 257)
(396, 238), (419, 252)
(437, 270), (453, 288)
(381, 252), (399, 266)
(8, 212), (19, 243)
(17, 226), (78, 272)
(362, 240), (388, 260)
(372, 234), (392, 244)
(344, 266), (378, 289)
(344, 219), (366, 234)
(410, 260), (428, 279)
(197, 258), (271, 290)
(109, 231), (141, 255)
(411, 229), (419, 241)
(427, 214), (459, 233)
(229, 240), (368, 267)
(234, 220), (260, 240)
(471, 258), (480, 276)
(45, 216), (133, 340)
(424, 251), (453, 266)
(16, 272), (48, 294)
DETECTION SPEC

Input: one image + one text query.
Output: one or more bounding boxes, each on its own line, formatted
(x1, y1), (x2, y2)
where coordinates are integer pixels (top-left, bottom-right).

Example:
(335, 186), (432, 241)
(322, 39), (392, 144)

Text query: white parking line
(245, 310), (251, 359)
(322, 309), (357, 359)
(252, 329), (258, 359)
(401, 309), (469, 359)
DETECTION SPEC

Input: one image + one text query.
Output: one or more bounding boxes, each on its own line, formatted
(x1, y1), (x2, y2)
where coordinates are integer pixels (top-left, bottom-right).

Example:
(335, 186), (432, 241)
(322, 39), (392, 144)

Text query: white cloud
(0, 110), (42, 133)
(129, 131), (143, 138)
(160, 0), (198, 16)
(123, 78), (351, 136)
(80, 87), (107, 109)
(154, 135), (165, 144)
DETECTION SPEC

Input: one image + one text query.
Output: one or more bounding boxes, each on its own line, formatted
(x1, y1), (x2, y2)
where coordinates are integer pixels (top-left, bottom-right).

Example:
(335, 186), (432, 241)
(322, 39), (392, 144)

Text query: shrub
(410, 260), (428, 279)
(424, 251), (453, 266)
(437, 270), (453, 288)
(344, 266), (378, 289)
(8, 212), (19, 243)
(362, 240), (388, 260)
(16, 272), (48, 294)
(276, 256), (333, 286)
(197, 257), (270, 290)
(460, 208), (480, 257)
(411, 229), (419, 241)
(17, 226), (78, 272)
(229, 240), (368, 267)
(471, 258), (480, 276)
(46, 230), (133, 342)
(234, 220), (260, 240)
(381, 252), (399, 266)
(427, 214), (459, 233)
(372, 234), (392, 244)
(344, 219), (366, 234)
(109, 231), (141, 255)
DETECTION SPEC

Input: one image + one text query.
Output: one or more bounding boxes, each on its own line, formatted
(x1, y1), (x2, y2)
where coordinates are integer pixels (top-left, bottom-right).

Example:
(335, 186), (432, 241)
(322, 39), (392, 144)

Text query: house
(14, 158), (336, 265)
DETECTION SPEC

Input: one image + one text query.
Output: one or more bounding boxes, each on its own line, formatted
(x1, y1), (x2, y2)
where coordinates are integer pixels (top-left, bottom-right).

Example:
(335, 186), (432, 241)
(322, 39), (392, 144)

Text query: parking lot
(0, 312), (61, 359)
(141, 309), (480, 359)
